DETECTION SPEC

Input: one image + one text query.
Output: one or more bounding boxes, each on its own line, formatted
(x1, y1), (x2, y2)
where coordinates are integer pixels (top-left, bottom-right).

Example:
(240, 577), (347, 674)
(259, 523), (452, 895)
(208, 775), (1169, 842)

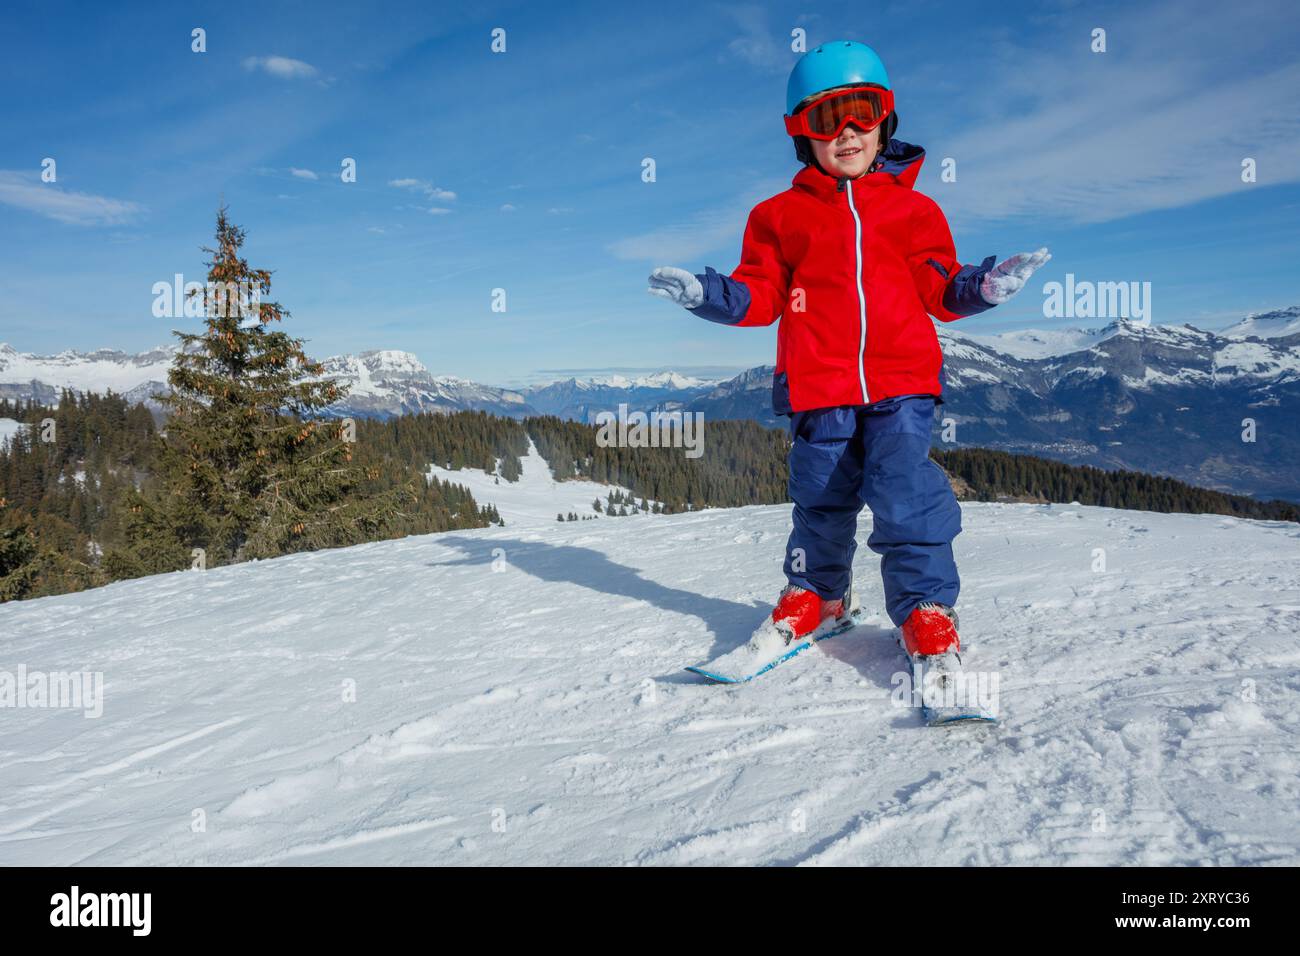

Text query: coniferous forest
(931, 446), (1299, 522)
(7, 384), (1295, 603)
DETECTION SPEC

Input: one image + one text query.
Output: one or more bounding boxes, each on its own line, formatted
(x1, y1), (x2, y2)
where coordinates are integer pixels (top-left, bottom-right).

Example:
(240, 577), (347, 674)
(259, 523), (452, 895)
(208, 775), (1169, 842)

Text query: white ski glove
(647, 266), (704, 309)
(980, 248), (1052, 306)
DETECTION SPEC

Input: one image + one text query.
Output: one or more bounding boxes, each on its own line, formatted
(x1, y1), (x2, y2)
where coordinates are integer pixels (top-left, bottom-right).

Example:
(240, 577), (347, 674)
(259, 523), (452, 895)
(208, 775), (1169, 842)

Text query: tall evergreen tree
(107, 208), (399, 577)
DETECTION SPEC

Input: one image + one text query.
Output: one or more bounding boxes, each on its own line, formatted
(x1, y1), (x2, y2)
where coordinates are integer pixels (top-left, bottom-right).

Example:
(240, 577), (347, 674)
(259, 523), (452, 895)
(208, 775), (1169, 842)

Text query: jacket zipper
(841, 177), (869, 404)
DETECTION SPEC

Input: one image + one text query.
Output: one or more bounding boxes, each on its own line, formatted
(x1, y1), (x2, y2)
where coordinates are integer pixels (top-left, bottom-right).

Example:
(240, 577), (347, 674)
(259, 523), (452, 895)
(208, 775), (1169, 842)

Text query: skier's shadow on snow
(814, 622), (910, 692)
(430, 536), (763, 671)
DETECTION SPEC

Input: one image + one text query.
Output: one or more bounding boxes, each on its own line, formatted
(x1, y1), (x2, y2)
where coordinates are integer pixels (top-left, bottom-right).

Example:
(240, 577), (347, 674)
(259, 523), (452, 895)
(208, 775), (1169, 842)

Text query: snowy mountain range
(0, 343), (540, 420)
(2, 460), (1297, 865)
(2, 306), (1298, 500)
(0, 342), (175, 409)
(0, 343), (718, 421)
(931, 311), (1300, 502)
(521, 371), (718, 422)
(313, 351), (533, 419)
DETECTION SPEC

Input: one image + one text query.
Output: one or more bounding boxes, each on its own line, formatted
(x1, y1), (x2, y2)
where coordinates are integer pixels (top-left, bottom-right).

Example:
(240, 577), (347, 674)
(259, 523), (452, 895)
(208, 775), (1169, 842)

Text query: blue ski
(686, 609), (867, 684)
(899, 640), (1000, 727)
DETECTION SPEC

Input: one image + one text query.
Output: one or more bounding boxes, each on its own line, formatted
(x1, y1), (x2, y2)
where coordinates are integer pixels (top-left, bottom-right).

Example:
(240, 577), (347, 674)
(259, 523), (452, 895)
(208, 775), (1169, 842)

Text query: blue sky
(2, 0), (1298, 385)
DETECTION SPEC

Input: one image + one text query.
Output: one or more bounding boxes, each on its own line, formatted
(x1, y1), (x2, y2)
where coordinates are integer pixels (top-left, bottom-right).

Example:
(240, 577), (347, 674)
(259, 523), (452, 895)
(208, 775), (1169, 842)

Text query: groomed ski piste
(1, 447), (1298, 866)
(426, 439), (653, 522)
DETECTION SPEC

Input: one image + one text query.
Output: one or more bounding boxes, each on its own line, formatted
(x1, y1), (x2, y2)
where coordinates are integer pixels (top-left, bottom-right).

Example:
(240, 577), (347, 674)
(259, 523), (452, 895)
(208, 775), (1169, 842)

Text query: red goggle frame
(784, 86), (895, 140)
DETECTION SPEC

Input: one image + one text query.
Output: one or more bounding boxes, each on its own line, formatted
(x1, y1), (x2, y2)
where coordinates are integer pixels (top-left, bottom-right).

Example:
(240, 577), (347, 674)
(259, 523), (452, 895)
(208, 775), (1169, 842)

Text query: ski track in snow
(1, 494), (1298, 866)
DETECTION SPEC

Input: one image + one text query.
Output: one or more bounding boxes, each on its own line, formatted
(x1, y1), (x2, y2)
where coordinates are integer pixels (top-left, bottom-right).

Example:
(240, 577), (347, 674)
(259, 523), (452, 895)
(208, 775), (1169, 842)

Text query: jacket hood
(793, 139), (926, 196)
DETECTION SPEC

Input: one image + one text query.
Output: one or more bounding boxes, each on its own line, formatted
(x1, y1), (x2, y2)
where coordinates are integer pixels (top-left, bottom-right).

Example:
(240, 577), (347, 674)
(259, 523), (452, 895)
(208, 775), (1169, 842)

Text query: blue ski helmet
(786, 40), (897, 169)
(786, 40), (890, 114)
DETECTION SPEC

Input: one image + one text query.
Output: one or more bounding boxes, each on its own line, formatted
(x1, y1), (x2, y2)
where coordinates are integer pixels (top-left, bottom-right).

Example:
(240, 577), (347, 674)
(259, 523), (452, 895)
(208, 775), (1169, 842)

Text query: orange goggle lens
(784, 87), (894, 140)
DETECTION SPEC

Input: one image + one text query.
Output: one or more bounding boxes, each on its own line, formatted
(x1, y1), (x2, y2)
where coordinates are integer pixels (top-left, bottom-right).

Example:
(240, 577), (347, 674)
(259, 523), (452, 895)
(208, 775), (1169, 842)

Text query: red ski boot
(771, 584), (846, 644)
(896, 603), (997, 725)
(899, 602), (961, 657)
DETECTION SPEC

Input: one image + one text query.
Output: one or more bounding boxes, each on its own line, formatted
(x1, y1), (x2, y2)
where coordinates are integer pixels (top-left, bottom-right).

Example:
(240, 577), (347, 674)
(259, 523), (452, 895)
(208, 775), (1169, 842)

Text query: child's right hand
(647, 266), (704, 309)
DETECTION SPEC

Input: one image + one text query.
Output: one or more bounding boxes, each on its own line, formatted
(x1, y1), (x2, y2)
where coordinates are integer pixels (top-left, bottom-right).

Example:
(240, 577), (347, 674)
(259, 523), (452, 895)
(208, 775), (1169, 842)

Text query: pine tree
(106, 207), (399, 577)
(0, 523), (39, 600)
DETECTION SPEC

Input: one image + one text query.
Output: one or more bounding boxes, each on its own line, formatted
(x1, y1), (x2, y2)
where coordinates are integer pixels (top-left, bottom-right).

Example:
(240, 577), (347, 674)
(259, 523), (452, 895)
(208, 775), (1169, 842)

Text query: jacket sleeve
(689, 203), (789, 328)
(908, 196), (996, 323)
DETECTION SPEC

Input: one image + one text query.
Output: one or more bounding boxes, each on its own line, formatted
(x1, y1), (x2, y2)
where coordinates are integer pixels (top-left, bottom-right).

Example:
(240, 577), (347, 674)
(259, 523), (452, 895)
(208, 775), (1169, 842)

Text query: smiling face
(810, 122), (882, 179)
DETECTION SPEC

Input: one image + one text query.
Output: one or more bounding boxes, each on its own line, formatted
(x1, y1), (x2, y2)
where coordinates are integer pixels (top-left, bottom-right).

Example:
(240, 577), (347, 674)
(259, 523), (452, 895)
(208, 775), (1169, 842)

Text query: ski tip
(684, 666), (742, 684)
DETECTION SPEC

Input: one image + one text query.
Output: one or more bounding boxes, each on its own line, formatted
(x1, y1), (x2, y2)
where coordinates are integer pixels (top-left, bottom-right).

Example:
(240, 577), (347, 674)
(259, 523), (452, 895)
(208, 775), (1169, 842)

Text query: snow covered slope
(0, 418), (25, 449)
(1219, 306), (1300, 340)
(427, 439), (647, 526)
(1, 501), (1297, 866)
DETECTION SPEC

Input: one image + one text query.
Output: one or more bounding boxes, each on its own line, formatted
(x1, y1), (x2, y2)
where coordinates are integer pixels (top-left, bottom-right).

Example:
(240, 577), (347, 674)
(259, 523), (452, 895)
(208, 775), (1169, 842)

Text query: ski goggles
(783, 86), (895, 140)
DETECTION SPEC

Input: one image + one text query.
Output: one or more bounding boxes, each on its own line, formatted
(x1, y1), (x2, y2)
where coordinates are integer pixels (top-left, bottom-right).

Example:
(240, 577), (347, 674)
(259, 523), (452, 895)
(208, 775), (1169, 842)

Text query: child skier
(648, 40), (1049, 667)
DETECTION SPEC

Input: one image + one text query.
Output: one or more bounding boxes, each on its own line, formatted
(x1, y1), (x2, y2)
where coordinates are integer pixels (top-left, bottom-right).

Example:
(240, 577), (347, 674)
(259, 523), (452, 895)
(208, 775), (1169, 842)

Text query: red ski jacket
(691, 141), (995, 414)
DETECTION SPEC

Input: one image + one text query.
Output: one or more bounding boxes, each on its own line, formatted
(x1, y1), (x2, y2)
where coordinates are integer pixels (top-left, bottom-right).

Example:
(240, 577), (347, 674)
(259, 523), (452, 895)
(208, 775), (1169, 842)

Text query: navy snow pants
(782, 393), (961, 628)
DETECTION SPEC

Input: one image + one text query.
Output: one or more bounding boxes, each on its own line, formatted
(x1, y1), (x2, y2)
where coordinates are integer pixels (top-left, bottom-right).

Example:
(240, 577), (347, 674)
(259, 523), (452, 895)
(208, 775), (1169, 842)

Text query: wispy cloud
(933, 0), (1300, 226)
(289, 167), (318, 180)
(0, 171), (142, 225)
(607, 179), (785, 262)
(242, 55), (319, 80)
(718, 5), (791, 74)
(388, 178), (457, 203)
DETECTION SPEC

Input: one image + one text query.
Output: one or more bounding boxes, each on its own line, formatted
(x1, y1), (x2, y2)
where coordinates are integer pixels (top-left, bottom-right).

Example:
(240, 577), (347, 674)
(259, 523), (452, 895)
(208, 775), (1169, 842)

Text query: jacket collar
(792, 139), (927, 198)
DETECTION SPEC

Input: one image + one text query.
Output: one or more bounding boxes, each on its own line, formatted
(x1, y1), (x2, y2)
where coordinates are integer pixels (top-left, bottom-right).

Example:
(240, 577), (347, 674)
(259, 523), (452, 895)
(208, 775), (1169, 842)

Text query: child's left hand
(979, 248), (1051, 306)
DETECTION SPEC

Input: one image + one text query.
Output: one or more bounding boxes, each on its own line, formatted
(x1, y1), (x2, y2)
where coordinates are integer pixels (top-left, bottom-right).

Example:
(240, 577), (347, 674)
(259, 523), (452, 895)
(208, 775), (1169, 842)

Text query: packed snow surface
(1, 494), (1297, 865)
